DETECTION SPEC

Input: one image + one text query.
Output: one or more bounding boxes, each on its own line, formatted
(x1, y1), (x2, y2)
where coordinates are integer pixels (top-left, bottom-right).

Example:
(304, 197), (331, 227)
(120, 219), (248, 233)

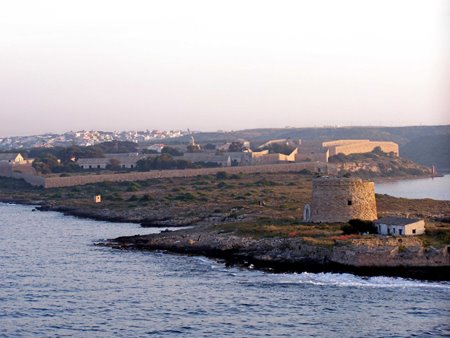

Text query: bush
(136, 154), (192, 171)
(173, 192), (195, 201)
(216, 171), (228, 179)
(140, 194), (153, 201)
(126, 182), (141, 192)
(161, 146), (184, 156)
(342, 219), (377, 234)
(254, 179), (277, 186)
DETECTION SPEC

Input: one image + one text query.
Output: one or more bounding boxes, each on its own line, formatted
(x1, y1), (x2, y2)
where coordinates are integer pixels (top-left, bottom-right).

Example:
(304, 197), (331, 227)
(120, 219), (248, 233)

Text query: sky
(0, 0), (448, 137)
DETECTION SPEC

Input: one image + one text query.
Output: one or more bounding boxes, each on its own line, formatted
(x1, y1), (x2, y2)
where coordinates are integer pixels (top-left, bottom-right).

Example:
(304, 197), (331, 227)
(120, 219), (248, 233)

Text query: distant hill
(401, 135), (450, 172)
(166, 125), (450, 171)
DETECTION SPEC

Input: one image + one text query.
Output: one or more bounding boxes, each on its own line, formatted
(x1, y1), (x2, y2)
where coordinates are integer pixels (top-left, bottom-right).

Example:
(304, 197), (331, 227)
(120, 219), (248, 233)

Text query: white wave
(278, 272), (450, 289)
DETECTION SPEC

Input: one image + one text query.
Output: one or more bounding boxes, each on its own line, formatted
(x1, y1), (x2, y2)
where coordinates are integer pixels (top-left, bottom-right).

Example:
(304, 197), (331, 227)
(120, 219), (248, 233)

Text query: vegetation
(329, 148), (430, 177)
(341, 219), (377, 235)
(0, 168), (449, 248)
(136, 154), (192, 171)
(228, 141), (245, 152)
(32, 155), (82, 174)
(161, 146), (184, 156)
(259, 142), (296, 155)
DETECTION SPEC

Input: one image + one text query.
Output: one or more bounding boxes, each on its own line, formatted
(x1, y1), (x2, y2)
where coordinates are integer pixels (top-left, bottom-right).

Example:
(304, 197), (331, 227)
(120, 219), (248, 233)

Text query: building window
(97, 165), (101, 169)
(89, 165), (92, 169)
(347, 200), (352, 206)
(393, 228), (396, 234)
(399, 229), (403, 235)
(130, 165), (134, 168)
(412, 229), (416, 234)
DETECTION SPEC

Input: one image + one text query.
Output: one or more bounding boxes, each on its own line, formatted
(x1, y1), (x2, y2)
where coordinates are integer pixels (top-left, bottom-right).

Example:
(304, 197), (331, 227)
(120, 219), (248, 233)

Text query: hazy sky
(0, 0), (448, 137)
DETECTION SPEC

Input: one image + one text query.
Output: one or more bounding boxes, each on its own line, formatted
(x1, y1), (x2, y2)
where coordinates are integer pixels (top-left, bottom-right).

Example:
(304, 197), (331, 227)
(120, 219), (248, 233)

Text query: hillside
(401, 135), (450, 172)
(328, 150), (432, 178)
(164, 125), (450, 171)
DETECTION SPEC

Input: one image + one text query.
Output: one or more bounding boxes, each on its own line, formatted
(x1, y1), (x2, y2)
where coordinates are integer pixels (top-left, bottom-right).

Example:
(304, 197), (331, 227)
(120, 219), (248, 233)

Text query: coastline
(373, 174), (444, 184)
(2, 199), (449, 281)
(1, 171), (449, 281)
(104, 226), (450, 281)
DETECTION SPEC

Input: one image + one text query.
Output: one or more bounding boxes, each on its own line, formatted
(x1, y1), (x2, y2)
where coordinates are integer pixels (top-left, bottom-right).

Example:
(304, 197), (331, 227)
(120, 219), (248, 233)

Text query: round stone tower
(310, 177), (377, 223)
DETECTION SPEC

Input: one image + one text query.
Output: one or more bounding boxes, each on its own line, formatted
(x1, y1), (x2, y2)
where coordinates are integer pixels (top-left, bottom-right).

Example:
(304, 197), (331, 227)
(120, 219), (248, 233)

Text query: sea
(376, 174), (450, 201)
(1, 176), (449, 337)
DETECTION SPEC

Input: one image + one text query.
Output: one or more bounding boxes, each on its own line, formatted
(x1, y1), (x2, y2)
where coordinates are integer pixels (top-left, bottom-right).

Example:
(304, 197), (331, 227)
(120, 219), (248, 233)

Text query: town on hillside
(0, 137), (408, 183)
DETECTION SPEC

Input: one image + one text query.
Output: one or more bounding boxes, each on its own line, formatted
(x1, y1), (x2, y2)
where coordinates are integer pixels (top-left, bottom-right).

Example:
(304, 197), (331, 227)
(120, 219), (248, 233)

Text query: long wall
(42, 162), (335, 188)
(0, 164), (45, 187)
(331, 141), (399, 156)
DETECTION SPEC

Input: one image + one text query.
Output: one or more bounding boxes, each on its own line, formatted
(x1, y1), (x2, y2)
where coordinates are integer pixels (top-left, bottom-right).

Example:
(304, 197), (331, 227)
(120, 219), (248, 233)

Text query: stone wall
(322, 139), (370, 147)
(330, 141), (399, 156)
(13, 172), (46, 187)
(0, 164), (13, 177)
(0, 163), (44, 187)
(42, 162), (334, 188)
(310, 177), (377, 223)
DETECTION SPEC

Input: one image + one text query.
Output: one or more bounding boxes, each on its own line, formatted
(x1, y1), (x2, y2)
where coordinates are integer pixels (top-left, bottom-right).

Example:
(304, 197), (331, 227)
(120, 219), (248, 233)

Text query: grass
(213, 219), (344, 240)
(420, 222), (450, 248)
(0, 174), (449, 249)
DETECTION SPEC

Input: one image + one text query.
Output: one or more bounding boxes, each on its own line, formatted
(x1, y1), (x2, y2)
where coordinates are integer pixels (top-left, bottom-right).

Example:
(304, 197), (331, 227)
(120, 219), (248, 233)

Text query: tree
(161, 146), (184, 156)
(32, 155), (61, 174)
(106, 159), (122, 170)
(341, 219), (377, 234)
(186, 144), (202, 153)
(228, 142), (244, 152)
(204, 143), (216, 150)
(136, 154), (193, 171)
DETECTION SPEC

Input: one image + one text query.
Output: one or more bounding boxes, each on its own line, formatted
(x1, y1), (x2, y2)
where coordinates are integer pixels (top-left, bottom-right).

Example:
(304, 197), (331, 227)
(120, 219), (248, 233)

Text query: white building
(77, 153), (147, 169)
(374, 217), (425, 236)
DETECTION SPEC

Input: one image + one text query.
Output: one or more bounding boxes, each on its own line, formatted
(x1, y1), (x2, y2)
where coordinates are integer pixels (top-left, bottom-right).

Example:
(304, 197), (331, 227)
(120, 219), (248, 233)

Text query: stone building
(374, 217), (425, 236)
(77, 153), (148, 169)
(296, 140), (329, 162)
(296, 139), (399, 163)
(307, 176), (377, 223)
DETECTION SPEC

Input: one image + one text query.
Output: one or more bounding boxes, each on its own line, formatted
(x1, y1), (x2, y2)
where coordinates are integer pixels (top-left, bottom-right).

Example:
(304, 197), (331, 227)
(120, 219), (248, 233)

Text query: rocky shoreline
(2, 198), (449, 280)
(0, 198), (247, 228)
(104, 226), (450, 281)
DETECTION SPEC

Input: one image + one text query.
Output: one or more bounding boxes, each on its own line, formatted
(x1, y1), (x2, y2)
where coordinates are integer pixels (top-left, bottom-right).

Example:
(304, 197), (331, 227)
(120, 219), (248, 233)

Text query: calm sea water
(376, 174), (450, 201)
(1, 203), (449, 337)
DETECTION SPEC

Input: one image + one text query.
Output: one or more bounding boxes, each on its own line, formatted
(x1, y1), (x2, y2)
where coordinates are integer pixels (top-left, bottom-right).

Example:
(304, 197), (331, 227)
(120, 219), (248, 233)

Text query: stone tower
(309, 177), (377, 223)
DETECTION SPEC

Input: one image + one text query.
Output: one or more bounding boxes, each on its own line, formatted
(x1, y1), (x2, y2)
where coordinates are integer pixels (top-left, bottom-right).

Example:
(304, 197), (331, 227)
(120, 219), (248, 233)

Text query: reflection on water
(1, 203), (449, 337)
(376, 175), (450, 200)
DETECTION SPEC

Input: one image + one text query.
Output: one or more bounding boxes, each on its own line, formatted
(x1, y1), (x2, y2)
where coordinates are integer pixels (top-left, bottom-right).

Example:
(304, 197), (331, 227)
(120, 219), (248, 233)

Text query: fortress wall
(297, 142), (329, 162)
(369, 141), (399, 155)
(250, 153), (283, 165)
(1, 164), (45, 186)
(322, 139), (370, 148)
(42, 162), (332, 188)
(12, 173), (46, 187)
(296, 151), (328, 163)
(0, 164), (13, 177)
(11, 163), (38, 175)
(310, 178), (377, 223)
(332, 141), (399, 156)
